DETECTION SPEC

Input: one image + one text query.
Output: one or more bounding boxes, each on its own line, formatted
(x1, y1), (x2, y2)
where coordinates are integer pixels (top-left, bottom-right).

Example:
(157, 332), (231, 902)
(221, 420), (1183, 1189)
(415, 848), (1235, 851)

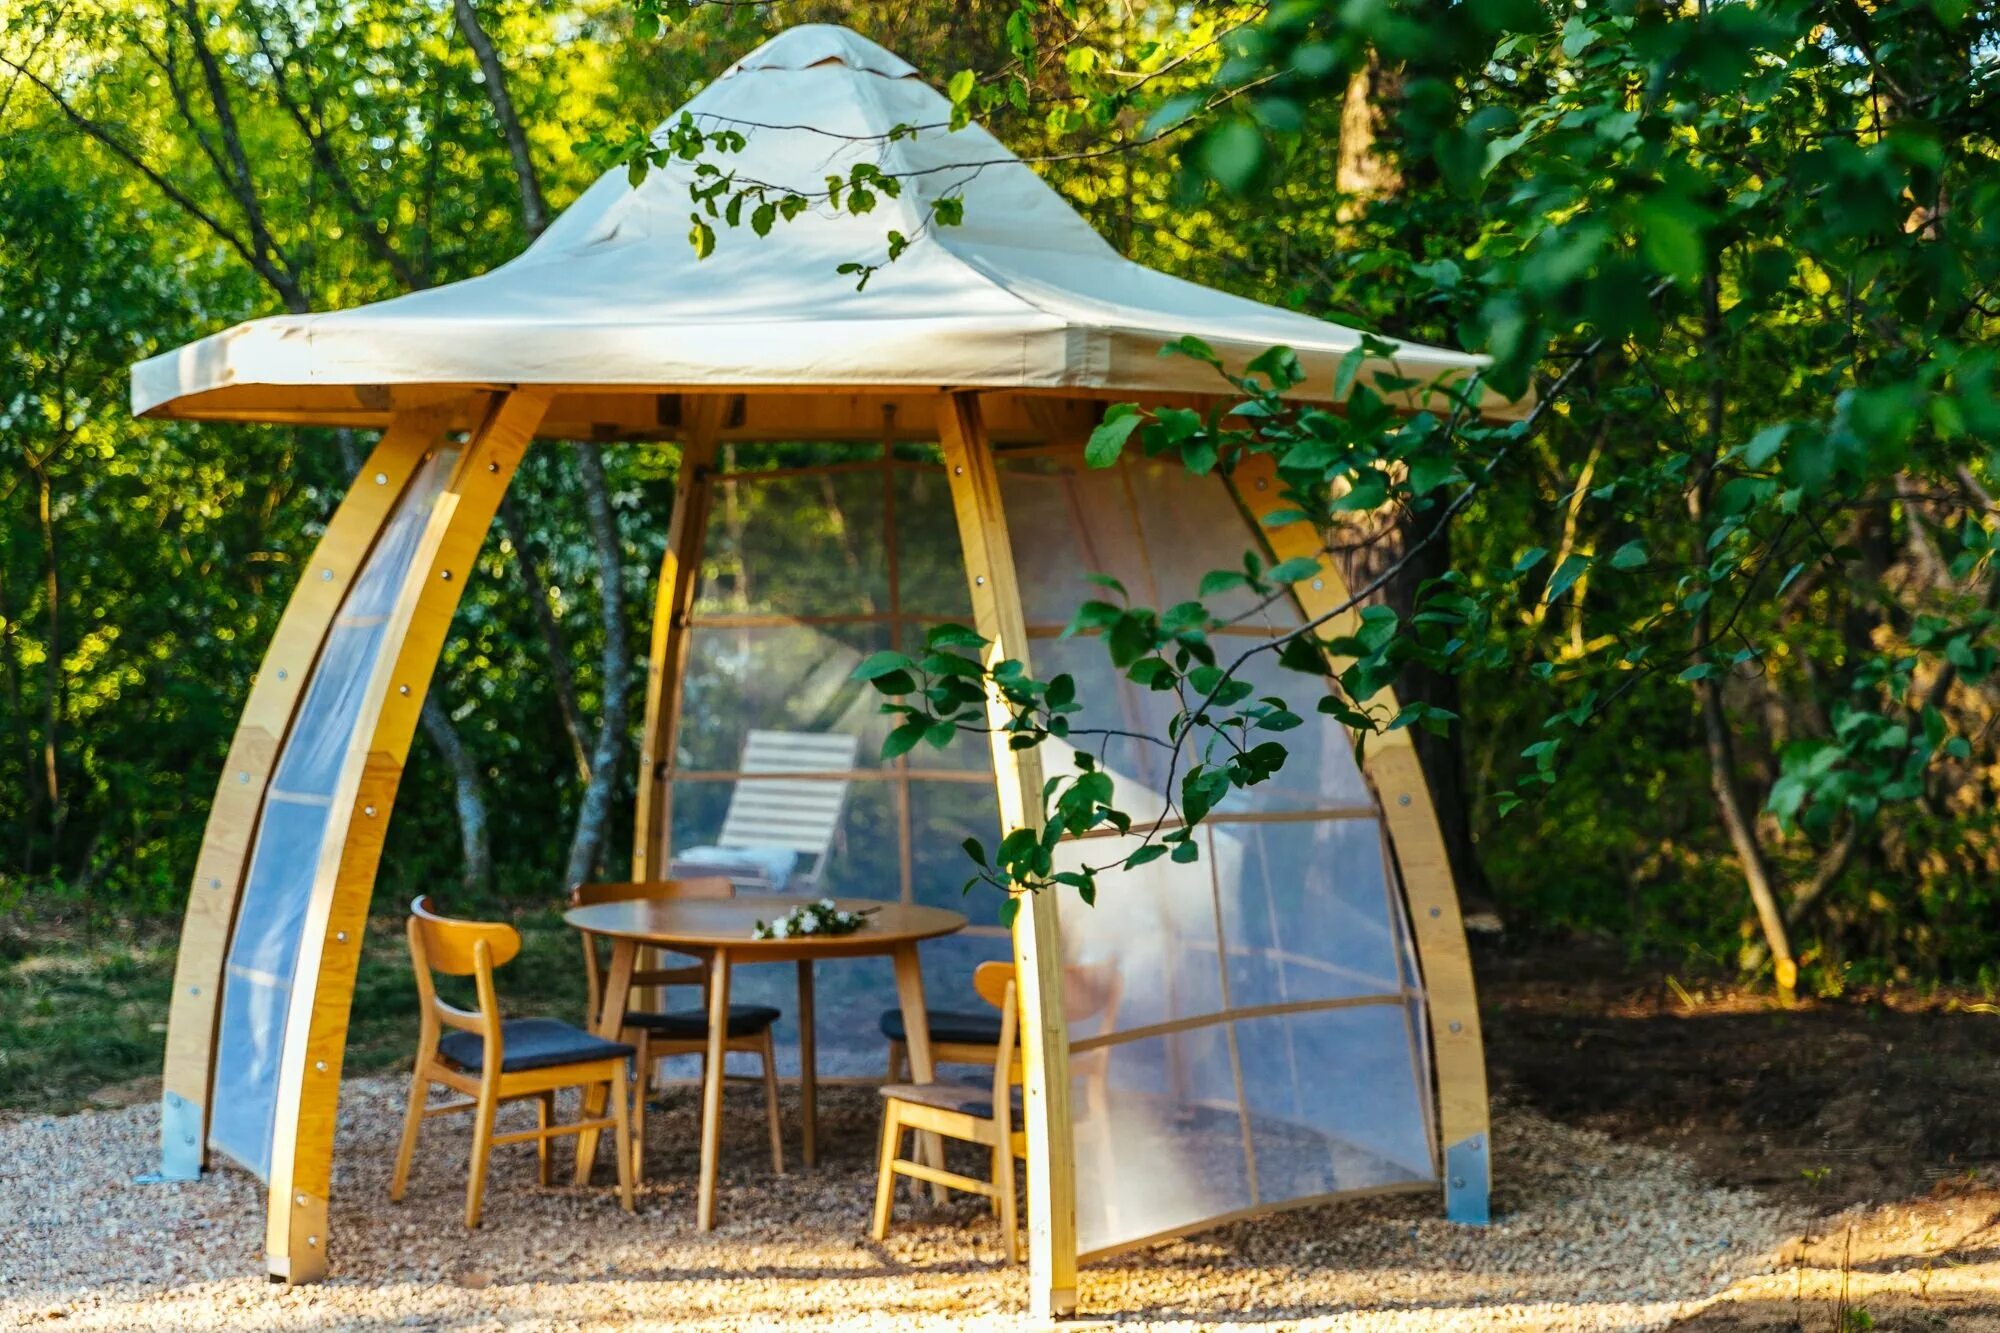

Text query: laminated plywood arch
(1226, 449), (1491, 1224)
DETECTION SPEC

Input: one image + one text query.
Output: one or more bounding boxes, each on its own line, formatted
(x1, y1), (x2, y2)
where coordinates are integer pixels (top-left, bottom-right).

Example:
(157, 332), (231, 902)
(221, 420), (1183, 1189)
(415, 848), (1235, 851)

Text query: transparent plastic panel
(997, 465), (1147, 628)
(694, 471), (888, 617)
(1125, 458), (1303, 631)
(908, 779), (1005, 913)
(891, 465), (973, 619)
(1056, 827), (1225, 1035)
(673, 625), (890, 772)
(210, 447), (455, 1179)
(1071, 1026), (1253, 1255)
(1217, 816), (1406, 1010)
(1234, 1005), (1437, 1201)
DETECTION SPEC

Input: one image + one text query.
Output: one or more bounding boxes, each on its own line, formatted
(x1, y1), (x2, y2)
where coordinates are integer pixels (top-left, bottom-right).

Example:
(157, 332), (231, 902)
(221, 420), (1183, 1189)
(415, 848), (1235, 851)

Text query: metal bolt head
(296, 1193), (307, 1206)
(321, 568), (334, 581)
(238, 772), (250, 784)
(308, 1236), (319, 1248)
(399, 685), (410, 696)
(188, 987), (200, 997)
(276, 668), (287, 681)
(974, 575), (986, 586)
(1449, 1020), (1463, 1034)
(440, 569), (453, 581)
(1311, 578), (1324, 591)
(374, 472), (388, 485)
(486, 461), (499, 473)
(314, 1061), (327, 1072)
(335, 931), (348, 943)
(1451, 1176), (1465, 1190)
(209, 878), (221, 889)
(1429, 906), (1442, 918)
(953, 465), (964, 475)
(363, 805), (377, 817)
(1254, 477), (1268, 490)
(1398, 793), (1412, 806)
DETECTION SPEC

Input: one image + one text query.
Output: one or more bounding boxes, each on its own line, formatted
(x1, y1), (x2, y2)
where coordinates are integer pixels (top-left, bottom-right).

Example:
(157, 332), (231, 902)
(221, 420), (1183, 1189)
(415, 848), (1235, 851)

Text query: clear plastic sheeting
(209, 448), (456, 1180)
(1000, 454), (1441, 1257)
(664, 447), (1010, 1080)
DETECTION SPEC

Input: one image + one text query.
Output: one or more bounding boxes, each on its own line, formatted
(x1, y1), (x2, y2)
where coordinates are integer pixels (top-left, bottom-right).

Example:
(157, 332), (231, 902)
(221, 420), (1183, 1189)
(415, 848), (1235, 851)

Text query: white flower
(799, 915), (818, 933)
(772, 918), (791, 938)
(818, 897), (837, 911)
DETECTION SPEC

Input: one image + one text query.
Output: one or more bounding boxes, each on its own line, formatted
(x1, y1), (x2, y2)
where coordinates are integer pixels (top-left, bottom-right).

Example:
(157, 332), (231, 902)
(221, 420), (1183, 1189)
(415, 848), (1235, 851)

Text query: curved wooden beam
(263, 391), (550, 1281)
(157, 405), (458, 1181)
(1227, 451), (1491, 1225)
(938, 392), (1079, 1318)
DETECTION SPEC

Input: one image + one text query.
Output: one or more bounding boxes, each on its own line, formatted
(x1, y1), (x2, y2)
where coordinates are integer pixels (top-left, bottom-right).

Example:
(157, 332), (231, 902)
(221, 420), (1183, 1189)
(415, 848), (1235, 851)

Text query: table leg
(696, 947), (731, 1231)
(890, 941), (947, 1202)
(796, 959), (817, 1169)
(575, 937), (637, 1185)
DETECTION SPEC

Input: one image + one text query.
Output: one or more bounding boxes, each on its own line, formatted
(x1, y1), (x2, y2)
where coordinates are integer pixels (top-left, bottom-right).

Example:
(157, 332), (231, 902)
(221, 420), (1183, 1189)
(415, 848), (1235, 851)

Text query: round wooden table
(563, 894), (967, 1229)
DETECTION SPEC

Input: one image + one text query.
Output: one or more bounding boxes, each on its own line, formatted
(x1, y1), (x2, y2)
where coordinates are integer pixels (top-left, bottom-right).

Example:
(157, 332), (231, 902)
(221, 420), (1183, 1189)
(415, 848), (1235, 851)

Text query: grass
(0, 909), (589, 1116)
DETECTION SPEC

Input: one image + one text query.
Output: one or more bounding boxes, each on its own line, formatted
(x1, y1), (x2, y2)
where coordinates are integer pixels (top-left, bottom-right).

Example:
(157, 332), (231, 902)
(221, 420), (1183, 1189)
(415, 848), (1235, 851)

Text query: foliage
(3, 0), (1997, 994)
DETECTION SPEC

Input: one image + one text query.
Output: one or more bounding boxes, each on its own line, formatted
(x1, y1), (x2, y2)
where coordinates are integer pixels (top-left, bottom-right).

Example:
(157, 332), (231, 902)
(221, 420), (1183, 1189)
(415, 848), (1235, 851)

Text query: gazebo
(135, 24), (1507, 1316)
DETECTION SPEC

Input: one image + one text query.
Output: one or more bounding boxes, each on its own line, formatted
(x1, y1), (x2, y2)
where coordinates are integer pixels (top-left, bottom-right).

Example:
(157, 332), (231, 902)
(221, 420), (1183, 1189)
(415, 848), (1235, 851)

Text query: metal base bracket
(1444, 1132), (1490, 1225)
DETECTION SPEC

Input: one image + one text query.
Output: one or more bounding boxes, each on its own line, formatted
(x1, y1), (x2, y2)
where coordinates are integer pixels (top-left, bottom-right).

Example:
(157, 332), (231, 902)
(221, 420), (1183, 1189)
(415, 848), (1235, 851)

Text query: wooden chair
(390, 897), (635, 1228)
(573, 878), (785, 1184)
(882, 960), (1120, 1119)
(872, 960), (1023, 1262)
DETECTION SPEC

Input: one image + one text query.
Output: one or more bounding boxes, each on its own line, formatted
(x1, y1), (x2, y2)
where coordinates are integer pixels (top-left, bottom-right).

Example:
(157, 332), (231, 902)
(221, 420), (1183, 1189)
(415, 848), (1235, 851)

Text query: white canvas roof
(131, 24), (1520, 421)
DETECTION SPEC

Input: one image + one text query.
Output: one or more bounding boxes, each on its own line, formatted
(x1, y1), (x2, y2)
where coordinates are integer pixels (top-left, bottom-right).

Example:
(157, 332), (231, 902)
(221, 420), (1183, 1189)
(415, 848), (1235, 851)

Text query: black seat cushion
(879, 1077), (1023, 1120)
(624, 1003), (782, 1039)
(878, 1007), (1003, 1046)
(439, 1018), (634, 1074)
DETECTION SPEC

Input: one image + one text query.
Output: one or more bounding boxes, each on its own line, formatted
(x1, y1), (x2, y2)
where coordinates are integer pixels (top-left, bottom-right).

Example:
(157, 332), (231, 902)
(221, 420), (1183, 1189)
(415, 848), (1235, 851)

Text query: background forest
(3, 0), (1997, 1006)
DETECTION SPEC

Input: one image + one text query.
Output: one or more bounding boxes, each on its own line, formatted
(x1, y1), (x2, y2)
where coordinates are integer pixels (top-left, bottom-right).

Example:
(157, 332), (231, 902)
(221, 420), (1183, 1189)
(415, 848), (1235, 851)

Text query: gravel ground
(0, 1077), (1792, 1331)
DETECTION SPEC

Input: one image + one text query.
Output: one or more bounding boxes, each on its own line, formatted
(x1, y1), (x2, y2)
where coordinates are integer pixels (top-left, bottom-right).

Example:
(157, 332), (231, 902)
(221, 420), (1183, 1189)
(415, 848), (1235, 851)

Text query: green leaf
(1267, 556), (1321, 585)
(882, 720), (929, 759)
(1086, 404), (1143, 469)
(962, 836), (988, 869)
(1543, 553), (1590, 604)
(853, 650), (916, 681)
(1609, 541), (1647, 571)
(1196, 119), (1265, 195)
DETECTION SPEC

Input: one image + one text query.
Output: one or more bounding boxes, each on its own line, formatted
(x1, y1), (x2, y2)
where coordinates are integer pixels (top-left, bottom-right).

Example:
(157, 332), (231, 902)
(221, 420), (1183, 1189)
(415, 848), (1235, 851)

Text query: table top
(562, 894), (967, 953)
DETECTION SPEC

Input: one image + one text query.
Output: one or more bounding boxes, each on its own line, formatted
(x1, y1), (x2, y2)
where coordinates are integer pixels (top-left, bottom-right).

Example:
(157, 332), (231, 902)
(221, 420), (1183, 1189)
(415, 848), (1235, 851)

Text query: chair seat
(625, 1003), (782, 1039)
(880, 1078), (1023, 1120)
(439, 1018), (633, 1074)
(878, 1007), (1004, 1047)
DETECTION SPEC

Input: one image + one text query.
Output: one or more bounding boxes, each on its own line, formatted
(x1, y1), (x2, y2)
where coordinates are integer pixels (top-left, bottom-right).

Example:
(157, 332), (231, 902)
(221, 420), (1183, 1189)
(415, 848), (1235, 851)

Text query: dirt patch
(1478, 943), (2000, 1213)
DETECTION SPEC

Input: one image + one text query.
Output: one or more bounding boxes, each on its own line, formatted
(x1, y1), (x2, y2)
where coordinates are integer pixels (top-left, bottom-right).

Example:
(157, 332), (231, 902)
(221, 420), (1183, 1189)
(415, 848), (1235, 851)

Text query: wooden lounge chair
(573, 877), (785, 1184)
(871, 960), (1023, 1262)
(390, 897), (635, 1228)
(670, 729), (860, 891)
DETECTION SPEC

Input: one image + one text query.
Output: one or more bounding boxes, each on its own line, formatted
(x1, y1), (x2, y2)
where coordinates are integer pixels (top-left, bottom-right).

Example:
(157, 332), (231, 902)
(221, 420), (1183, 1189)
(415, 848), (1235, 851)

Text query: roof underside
(131, 25), (1525, 428)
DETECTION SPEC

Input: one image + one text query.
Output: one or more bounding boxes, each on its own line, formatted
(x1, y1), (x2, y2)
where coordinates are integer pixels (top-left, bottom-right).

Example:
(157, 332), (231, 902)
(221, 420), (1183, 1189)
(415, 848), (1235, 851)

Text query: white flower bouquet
(752, 897), (871, 941)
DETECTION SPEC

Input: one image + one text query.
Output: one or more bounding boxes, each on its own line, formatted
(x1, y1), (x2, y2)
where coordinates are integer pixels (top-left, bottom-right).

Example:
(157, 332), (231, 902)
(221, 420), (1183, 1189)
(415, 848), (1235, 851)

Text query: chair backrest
(407, 897), (519, 1044)
(570, 877), (734, 1020)
(715, 729), (860, 885)
(973, 960), (1021, 1131)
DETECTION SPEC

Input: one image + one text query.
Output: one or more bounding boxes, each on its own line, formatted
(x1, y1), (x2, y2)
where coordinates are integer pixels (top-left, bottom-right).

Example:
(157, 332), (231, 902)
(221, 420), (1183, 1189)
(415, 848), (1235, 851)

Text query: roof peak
(721, 24), (918, 81)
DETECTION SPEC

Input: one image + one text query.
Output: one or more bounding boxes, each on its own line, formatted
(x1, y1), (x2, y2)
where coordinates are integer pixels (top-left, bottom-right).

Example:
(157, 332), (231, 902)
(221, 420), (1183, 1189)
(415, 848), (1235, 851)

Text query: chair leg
(390, 1063), (428, 1203)
(610, 1064), (636, 1215)
(536, 1091), (554, 1187)
(886, 1039), (905, 1084)
(994, 1141), (1020, 1264)
(465, 1075), (499, 1229)
(760, 1031), (785, 1176)
(871, 1109), (902, 1242)
(631, 1035), (650, 1188)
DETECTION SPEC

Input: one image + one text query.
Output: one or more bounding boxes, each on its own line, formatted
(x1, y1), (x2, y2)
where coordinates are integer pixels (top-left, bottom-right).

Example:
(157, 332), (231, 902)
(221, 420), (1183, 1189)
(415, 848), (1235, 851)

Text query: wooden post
(632, 395), (726, 879)
(938, 392), (1079, 1318)
(1227, 450), (1491, 1224)
(156, 404), (459, 1181)
(263, 391), (550, 1281)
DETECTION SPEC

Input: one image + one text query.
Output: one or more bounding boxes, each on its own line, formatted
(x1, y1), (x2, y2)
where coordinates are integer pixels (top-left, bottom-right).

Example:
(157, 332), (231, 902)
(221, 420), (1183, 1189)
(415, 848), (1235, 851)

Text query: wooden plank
(260, 391), (550, 1281)
(1225, 449), (1491, 1221)
(937, 392), (1078, 1318)
(159, 405), (456, 1178)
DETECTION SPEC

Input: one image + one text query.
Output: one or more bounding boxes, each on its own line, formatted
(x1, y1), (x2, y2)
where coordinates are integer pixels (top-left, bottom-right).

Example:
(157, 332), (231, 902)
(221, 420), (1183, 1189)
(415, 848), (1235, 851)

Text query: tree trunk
(421, 691), (492, 894)
(1328, 51), (1489, 910)
(498, 494), (593, 781)
(452, 0), (549, 239)
(563, 444), (632, 887)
